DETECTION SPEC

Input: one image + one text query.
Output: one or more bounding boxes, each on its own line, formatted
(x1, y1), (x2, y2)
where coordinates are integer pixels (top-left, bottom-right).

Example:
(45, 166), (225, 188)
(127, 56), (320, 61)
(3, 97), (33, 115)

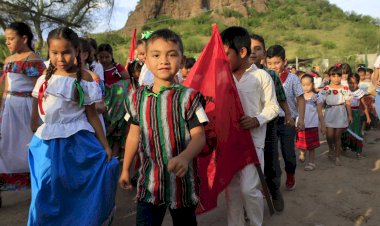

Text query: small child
(28, 27), (118, 225)
(127, 59), (143, 91)
(180, 56), (196, 81)
(319, 65), (352, 166)
(296, 75), (325, 171)
(97, 43), (130, 157)
(341, 73), (371, 159)
(358, 68), (372, 94)
(119, 29), (208, 226)
(340, 63), (351, 86)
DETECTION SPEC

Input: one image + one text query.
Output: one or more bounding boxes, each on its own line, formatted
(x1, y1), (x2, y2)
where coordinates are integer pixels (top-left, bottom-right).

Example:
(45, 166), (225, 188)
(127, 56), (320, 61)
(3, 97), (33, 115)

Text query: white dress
(319, 85), (351, 128)
(0, 59), (45, 191)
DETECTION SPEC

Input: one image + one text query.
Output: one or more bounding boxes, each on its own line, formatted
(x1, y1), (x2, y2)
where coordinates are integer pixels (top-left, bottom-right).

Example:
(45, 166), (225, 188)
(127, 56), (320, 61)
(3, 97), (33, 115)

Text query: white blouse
(319, 85), (351, 106)
(32, 74), (102, 140)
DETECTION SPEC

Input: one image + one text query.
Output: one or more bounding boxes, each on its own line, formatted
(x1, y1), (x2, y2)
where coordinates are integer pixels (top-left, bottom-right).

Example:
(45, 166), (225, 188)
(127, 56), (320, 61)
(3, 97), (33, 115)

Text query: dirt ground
(1, 129), (379, 226)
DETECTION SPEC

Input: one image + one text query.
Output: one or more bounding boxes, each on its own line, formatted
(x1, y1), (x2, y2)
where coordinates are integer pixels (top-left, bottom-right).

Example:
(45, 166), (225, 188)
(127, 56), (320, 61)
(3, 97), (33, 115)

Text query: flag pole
(256, 165), (275, 215)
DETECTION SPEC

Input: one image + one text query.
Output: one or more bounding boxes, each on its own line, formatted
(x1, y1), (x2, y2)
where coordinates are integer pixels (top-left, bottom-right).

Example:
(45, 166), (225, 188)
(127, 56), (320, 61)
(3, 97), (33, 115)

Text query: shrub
(322, 41), (337, 49)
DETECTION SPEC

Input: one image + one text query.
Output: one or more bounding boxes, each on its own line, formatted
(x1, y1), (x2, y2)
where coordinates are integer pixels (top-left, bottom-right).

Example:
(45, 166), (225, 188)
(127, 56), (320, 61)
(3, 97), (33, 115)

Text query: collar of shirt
(233, 64), (258, 82)
(144, 82), (183, 97)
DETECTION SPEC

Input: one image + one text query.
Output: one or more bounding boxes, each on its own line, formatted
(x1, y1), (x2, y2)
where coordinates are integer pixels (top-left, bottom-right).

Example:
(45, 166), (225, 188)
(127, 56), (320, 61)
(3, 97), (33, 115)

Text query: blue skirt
(27, 130), (119, 226)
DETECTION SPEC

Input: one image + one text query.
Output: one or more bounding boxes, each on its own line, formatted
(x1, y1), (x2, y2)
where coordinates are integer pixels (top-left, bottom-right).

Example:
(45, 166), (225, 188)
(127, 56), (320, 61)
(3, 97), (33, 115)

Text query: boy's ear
(239, 47), (248, 59)
(22, 35), (28, 46)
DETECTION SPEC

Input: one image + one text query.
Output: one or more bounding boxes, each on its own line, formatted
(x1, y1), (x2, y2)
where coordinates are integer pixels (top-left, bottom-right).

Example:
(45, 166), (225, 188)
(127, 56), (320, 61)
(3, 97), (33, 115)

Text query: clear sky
(94, 0), (380, 33)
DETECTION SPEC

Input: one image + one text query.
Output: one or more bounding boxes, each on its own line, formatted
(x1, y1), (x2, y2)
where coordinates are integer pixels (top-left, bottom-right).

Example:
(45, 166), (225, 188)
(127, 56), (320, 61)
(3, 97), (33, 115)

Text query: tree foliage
(0, 0), (114, 53)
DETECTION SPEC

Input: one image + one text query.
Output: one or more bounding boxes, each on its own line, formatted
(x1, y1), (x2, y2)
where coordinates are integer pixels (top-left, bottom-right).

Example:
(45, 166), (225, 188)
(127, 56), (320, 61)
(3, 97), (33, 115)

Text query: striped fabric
(124, 83), (204, 209)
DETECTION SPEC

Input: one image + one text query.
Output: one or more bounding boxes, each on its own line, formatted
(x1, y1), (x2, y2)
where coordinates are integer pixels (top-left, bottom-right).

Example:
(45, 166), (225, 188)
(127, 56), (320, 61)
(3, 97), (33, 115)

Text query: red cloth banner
(125, 28), (137, 70)
(183, 24), (259, 214)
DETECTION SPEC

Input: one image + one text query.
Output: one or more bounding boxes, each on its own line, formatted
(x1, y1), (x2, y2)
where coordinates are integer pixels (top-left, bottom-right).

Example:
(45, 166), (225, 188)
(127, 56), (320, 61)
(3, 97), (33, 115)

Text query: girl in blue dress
(28, 27), (119, 226)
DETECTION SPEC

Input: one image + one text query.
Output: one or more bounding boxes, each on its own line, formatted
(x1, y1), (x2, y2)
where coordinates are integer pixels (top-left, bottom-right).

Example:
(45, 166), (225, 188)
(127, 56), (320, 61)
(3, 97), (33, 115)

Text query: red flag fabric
(125, 28), (137, 70)
(183, 25), (260, 214)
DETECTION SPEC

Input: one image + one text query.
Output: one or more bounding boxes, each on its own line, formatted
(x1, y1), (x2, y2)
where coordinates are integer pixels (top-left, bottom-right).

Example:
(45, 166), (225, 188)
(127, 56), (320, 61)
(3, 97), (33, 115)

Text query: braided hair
(45, 27), (82, 101)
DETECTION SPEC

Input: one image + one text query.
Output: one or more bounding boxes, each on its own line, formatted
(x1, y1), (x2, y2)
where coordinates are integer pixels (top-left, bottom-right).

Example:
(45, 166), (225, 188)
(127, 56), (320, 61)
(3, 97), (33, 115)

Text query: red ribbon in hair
(335, 63), (341, 67)
(38, 80), (48, 115)
(280, 69), (289, 84)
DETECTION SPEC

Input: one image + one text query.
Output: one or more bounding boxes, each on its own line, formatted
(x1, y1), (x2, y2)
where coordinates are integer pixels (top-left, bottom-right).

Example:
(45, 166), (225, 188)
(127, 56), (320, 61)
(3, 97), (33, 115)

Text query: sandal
(304, 163), (316, 171)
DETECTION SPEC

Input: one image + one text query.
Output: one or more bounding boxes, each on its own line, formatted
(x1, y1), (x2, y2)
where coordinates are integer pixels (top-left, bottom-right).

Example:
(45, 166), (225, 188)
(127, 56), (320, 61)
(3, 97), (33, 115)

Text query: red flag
(184, 25), (260, 214)
(125, 28), (137, 70)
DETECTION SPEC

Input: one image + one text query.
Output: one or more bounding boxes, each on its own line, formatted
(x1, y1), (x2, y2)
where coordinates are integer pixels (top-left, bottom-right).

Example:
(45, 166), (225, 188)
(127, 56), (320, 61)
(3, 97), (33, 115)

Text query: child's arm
(119, 124), (140, 190)
(30, 98), (40, 132)
(317, 103), (326, 135)
(120, 70), (131, 83)
(85, 104), (112, 161)
(168, 125), (206, 178)
(360, 97), (371, 124)
(296, 95), (306, 130)
(279, 101), (295, 127)
(345, 99), (353, 124)
(0, 74), (9, 111)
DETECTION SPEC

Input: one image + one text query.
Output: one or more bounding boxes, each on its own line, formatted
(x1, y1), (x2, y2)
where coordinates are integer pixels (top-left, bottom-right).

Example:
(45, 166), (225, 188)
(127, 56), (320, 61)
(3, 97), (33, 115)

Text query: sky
(94, 0), (380, 33)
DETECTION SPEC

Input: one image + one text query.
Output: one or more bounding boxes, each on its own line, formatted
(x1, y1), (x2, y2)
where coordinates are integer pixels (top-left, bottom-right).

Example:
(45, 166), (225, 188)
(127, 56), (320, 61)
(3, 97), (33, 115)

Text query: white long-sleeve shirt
(233, 64), (280, 149)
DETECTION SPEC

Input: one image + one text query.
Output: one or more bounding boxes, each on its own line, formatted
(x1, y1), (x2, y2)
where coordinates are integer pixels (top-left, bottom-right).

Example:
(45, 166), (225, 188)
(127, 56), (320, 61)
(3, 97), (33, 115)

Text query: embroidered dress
(319, 85), (351, 128)
(341, 89), (365, 153)
(0, 59), (45, 191)
(27, 74), (119, 226)
(124, 83), (208, 209)
(103, 63), (130, 151)
(296, 94), (322, 150)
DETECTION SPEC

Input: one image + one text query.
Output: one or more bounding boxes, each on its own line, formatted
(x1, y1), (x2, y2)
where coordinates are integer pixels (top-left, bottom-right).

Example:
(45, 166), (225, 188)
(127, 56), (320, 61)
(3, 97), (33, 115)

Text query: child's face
(323, 73), (330, 80)
(224, 45), (248, 73)
(5, 28), (27, 53)
(301, 77), (314, 93)
(266, 56), (287, 74)
(48, 38), (78, 72)
(365, 72), (372, 80)
(136, 43), (146, 62)
(359, 71), (365, 81)
(342, 73), (348, 80)
(98, 51), (113, 68)
(348, 77), (359, 91)
(180, 67), (191, 80)
(145, 38), (182, 82)
(249, 38), (265, 66)
(290, 67), (296, 74)
(79, 50), (89, 66)
(330, 73), (342, 86)
(132, 70), (141, 80)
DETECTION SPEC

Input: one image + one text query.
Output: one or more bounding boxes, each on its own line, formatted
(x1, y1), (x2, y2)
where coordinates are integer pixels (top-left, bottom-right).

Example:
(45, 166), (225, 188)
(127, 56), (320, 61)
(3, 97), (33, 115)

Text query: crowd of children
(0, 21), (379, 226)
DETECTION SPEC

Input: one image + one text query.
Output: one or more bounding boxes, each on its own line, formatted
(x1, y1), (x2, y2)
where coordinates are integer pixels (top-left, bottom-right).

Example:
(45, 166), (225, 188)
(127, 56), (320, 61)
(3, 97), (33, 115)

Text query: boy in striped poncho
(119, 29), (208, 226)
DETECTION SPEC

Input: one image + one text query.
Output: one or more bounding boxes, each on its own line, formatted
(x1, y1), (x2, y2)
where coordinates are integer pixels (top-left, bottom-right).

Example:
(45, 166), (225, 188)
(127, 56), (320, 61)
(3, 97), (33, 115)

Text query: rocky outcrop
(122, 0), (267, 33)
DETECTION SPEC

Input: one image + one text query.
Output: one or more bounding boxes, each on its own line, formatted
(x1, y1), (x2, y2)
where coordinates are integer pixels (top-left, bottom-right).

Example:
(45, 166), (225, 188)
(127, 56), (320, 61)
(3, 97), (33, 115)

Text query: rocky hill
(123, 0), (267, 32)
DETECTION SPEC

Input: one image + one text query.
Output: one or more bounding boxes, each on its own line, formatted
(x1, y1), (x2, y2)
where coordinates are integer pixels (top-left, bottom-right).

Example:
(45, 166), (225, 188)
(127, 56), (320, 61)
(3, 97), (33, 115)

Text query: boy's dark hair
(366, 68), (373, 74)
(147, 29), (184, 54)
(348, 73), (360, 83)
(266, 45), (286, 61)
(357, 67), (366, 73)
(296, 70), (305, 77)
(221, 26), (251, 56)
(250, 34), (265, 50)
(7, 22), (34, 51)
(328, 65), (342, 76)
(86, 37), (98, 61)
(184, 57), (196, 69)
(340, 63), (352, 75)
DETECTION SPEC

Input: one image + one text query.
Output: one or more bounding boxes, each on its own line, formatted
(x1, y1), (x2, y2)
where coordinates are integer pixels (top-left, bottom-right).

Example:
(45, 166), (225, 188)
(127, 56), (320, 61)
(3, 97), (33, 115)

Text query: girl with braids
(28, 27), (118, 225)
(0, 22), (45, 207)
(98, 43), (131, 157)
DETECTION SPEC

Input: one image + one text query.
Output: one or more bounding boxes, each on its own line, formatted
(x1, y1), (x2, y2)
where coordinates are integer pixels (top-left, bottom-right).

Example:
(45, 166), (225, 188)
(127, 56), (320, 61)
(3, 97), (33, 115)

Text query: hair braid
(45, 62), (55, 82)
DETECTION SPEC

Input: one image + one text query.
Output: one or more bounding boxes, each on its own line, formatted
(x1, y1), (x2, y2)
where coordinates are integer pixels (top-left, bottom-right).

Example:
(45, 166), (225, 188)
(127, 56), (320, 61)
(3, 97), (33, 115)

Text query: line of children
(0, 22), (45, 207)
(28, 27), (119, 225)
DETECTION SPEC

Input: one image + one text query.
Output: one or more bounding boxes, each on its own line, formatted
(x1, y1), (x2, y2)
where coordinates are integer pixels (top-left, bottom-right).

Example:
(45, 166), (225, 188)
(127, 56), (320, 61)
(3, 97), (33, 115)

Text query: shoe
(272, 190), (284, 212)
(304, 162), (316, 171)
(285, 174), (296, 190)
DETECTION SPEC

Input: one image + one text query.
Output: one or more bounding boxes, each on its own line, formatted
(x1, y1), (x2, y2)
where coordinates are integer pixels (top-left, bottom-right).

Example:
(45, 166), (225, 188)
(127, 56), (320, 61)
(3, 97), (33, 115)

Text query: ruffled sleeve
(32, 75), (46, 98)
(81, 80), (103, 105)
(318, 86), (328, 102)
(24, 60), (46, 77)
(342, 86), (351, 101)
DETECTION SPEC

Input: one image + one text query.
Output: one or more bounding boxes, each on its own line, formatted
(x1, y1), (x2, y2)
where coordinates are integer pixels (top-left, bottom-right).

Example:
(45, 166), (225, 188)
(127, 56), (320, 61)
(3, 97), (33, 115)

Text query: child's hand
(168, 156), (189, 178)
(296, 119), (305, 131)
(105, 147), (112, 162)
(119, 171), (132, 190)
(321, 126), (326, 135)
(240, 116), (260, 129)
(348, 116), (353, 124)
(285, 114), (295, 127)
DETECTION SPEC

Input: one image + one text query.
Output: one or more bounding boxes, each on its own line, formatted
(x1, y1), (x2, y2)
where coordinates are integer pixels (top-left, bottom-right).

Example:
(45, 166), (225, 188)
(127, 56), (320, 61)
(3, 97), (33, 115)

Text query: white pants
(376, 94), (380, 119)
(225, 147), (265, 226)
